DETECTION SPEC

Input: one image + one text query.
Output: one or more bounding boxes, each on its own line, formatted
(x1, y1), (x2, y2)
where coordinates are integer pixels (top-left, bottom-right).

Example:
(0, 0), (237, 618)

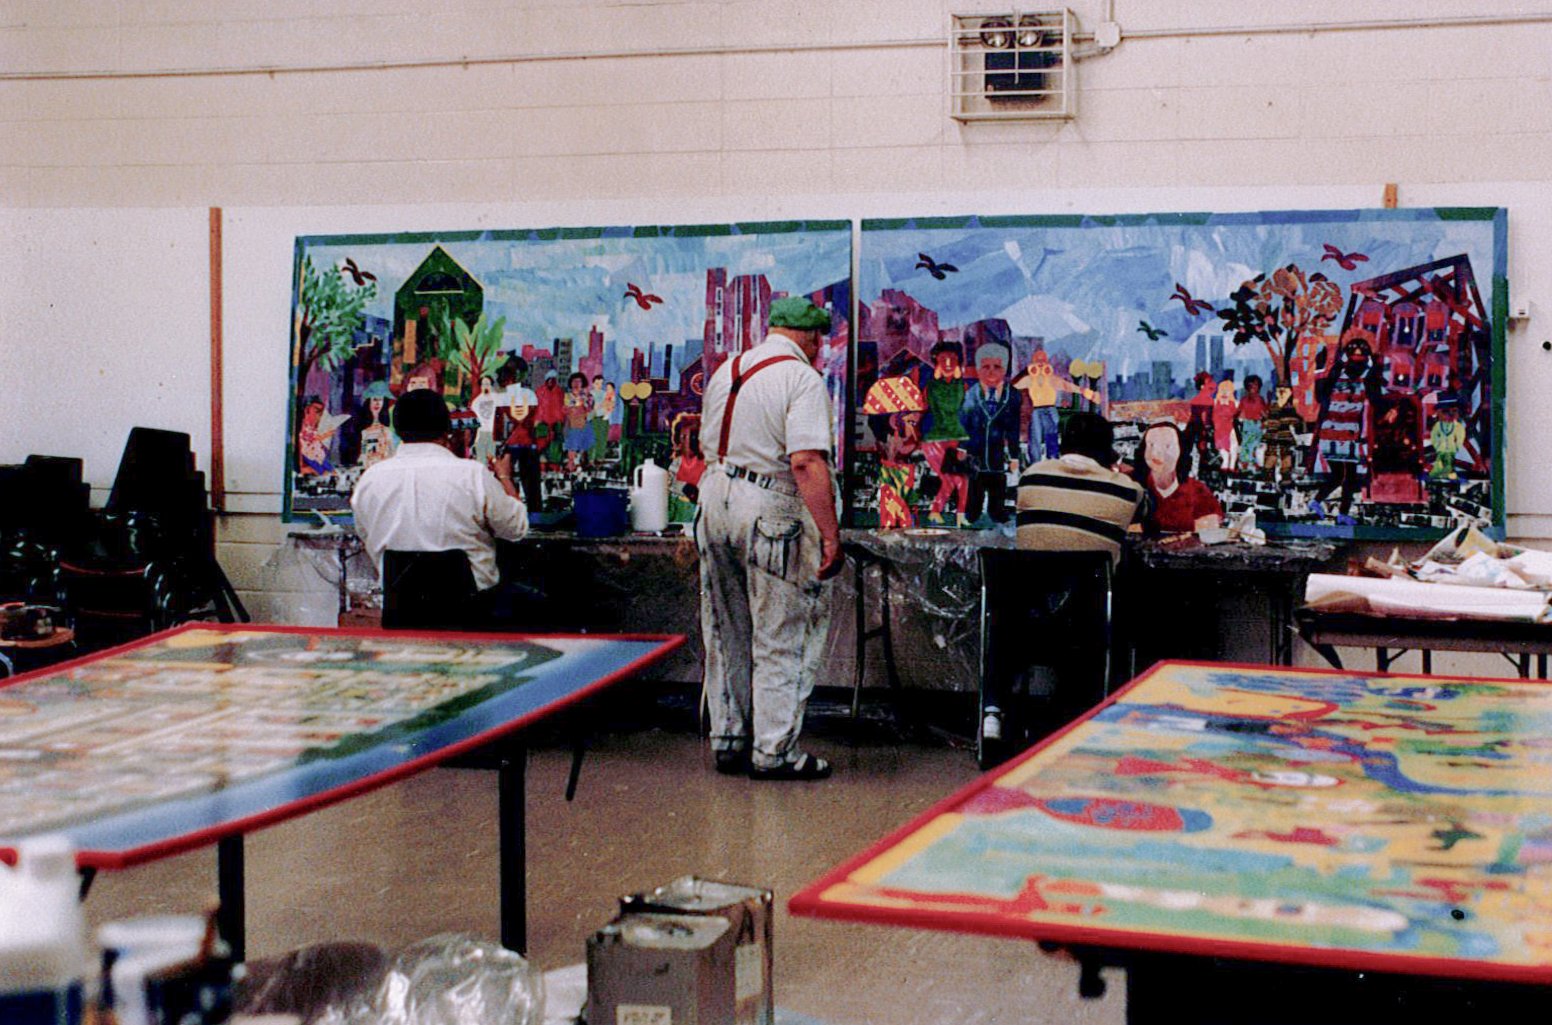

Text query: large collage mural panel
(286, 222), (851, 523)
(852, 209), (1505, 539)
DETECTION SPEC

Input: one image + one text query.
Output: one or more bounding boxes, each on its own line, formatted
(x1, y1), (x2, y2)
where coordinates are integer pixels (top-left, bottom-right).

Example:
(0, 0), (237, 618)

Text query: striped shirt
(1015, 454), (1144, 564)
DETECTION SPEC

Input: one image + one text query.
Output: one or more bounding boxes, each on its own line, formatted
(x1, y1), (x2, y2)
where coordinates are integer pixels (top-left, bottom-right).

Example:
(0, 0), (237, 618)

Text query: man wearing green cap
(696, 295), (843, 781)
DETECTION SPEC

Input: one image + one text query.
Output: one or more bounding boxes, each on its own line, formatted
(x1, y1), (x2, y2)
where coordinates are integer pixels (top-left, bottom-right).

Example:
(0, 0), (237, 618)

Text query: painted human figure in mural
(495, 376), (542, 512)
(562, 372), (594, 473)
(534, 370), (566, 468)
(1310, 333), (1383, 520)
(1015, 348), (1100, 463)
(862, 374), (929, 530)
(471, 374), (500, 463)
(1429, 396), (1467, 480)
(402, 361), (440, 394)
(297, 398), (340, 475)
(589, 375), (610, 462)
(1212, 378), (1238, 472)
(1185, 371), (1217, 469)
(1134, 421), (1223, 534)
(604, 381), (623, 444)
(668, 412), (706, 518)
(1236, 374), (1267, 469)
(1260, 385), (1303, 483)
(356, 381), (397, 470)
(876, 411), (924, 529)
(960, 341), (1023, 524)
(919, 341), (972, 525)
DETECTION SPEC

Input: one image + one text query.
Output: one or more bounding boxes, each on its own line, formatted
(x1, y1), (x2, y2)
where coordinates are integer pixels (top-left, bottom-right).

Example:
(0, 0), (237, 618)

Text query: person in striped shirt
(1014, 412), (1145, 564)
(983, 413), (1144, 752)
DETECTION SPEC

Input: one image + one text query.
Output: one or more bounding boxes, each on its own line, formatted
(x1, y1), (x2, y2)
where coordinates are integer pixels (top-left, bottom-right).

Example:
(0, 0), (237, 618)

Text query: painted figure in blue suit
(959, 341), (1022, 523)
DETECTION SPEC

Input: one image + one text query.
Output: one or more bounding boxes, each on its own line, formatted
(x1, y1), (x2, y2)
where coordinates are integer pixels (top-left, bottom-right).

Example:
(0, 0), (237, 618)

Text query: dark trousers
(968, 471), (1011, 524)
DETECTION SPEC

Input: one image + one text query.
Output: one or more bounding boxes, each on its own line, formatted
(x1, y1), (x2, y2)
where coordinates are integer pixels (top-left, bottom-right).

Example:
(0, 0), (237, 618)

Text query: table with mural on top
(0, 623), (683, 960)
(791, 660), (1552, 1023)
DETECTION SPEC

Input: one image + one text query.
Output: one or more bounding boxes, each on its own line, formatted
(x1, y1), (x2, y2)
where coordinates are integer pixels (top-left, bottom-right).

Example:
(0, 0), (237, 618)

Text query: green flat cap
(768, 296), (831, 332)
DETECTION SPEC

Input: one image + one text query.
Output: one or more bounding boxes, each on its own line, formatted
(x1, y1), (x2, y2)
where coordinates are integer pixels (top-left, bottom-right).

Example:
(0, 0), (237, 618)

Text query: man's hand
(492, 451), (515, 480)
(790, 449), (843, 583)
(817, 535), (845, 581)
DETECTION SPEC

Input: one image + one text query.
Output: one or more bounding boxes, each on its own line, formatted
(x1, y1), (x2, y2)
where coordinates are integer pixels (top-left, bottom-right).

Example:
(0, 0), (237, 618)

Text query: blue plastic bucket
(573, 488), (629, 538)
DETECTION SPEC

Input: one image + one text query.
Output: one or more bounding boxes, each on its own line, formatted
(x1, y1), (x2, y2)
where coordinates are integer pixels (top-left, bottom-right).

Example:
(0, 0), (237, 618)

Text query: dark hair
(1059, 412), (1118, 466)
(930, 341), (961, 361)
(392, 388), (451, 442)
(1132, 421), (1193, 486)
(568, 372), (586, 388)
(1244, 374), (1262, 390)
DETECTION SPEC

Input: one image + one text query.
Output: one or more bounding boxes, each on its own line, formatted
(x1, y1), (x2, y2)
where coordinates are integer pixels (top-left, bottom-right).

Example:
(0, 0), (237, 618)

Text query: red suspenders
(716, 352), (799, 460)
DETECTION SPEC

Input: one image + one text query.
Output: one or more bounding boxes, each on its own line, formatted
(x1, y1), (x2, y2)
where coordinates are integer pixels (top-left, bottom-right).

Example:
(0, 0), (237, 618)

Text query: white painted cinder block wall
(2, 1), (1551, 662)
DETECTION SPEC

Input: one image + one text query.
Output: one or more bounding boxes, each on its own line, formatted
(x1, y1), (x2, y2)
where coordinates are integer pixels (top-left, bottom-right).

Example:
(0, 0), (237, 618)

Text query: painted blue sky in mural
(302, 226), (849, 364)
(863, 211), (1499, 381)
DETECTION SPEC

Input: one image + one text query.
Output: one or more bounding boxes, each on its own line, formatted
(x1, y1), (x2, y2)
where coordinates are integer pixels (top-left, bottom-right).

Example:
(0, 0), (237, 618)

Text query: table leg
(1421, 649), (1432, 674)
(217, 835), (245, 963)
(851, 556), (866, 720)
(1540, 653), (1548, 680)
(498, 740), (527, 955)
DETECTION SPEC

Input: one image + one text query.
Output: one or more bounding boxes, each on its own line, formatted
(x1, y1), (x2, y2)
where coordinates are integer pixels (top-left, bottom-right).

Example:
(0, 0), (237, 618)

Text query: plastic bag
(239, 935), (543, 1025)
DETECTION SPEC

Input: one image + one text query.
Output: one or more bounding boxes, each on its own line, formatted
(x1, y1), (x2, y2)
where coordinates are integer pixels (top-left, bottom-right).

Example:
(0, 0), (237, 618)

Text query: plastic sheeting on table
(237, 936), (543, 1025)
(265, 531), (375, 627)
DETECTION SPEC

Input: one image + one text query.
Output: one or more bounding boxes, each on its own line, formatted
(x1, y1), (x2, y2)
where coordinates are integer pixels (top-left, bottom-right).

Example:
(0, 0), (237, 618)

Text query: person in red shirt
(1134, 421), (1223, 534)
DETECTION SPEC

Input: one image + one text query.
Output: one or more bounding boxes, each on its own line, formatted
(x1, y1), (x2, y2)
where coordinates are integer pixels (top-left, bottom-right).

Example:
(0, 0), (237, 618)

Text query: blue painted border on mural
(858, 206), (1508, 542)
(282, 220), (852, 523)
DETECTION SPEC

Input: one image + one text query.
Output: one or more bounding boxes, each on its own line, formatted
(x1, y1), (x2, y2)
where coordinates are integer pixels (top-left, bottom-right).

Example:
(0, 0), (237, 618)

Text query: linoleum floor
(81, 713), (1125, 1025)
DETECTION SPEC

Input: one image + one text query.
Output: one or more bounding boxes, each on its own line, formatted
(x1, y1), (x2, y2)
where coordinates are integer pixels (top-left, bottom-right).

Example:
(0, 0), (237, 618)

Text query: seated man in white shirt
(352, 388), (528, 621)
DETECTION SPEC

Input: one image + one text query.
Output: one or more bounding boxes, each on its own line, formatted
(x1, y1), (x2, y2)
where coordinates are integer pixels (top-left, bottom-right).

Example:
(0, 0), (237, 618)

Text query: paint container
(620, 877), (774, 1025)
(98, 911), (233, 1025)
(0, 836), (88, 1025)
(574, 488), (629, 538)
(587, 913), (736, 1025)
(630, 459), (670, 533)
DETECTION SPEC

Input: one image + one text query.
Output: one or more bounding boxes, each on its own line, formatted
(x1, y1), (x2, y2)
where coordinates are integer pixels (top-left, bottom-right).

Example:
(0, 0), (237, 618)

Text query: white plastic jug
(630, 458), (670, 533)
(0, 836), (88, 1025)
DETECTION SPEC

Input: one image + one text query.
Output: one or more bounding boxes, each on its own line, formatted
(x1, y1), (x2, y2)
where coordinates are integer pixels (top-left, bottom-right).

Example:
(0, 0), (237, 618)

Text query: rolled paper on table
(1304, 573), (1552, 622)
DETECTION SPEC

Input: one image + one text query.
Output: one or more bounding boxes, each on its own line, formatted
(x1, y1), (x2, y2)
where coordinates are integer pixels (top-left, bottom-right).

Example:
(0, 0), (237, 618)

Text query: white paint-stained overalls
(694, 336), (835, 770)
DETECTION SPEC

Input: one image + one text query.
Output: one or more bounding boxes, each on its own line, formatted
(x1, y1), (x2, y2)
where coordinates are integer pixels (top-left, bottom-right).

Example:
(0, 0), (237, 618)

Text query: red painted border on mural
(790, 658), (1552, 987)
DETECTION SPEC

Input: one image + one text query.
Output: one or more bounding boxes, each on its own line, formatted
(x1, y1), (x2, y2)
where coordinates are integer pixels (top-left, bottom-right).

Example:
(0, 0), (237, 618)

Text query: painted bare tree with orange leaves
(1219, 264), (1344, 387)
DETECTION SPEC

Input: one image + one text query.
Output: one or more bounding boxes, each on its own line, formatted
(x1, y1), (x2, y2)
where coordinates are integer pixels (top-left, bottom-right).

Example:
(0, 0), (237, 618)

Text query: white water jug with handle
(630, 458), (670, 533)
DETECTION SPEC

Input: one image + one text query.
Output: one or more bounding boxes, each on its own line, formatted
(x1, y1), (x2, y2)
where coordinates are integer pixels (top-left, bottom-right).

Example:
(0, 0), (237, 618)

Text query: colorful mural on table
(285, 222), (851, 523)
(851, 209), (1506, 539)
(792, 662), (1552, 981)
(0, 624), (681, 855)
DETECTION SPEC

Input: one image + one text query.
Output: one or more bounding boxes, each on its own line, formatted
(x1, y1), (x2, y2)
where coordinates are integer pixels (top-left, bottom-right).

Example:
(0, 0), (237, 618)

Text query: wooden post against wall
(1382, 182), (1398, 209)
(209, 207), (226, 512)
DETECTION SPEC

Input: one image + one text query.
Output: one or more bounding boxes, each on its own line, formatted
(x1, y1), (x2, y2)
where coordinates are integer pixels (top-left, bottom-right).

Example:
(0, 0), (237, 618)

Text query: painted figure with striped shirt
(1310, 333), (1383, 521)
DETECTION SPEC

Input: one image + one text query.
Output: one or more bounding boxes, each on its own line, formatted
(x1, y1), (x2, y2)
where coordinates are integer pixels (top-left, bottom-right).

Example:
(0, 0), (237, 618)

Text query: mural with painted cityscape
(285, 222), (851, 523)
(853, 209), (1505, 538)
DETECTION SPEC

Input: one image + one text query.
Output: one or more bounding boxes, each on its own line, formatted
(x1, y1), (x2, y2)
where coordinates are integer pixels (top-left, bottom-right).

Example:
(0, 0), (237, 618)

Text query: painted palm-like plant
(446, 312), (508, 401)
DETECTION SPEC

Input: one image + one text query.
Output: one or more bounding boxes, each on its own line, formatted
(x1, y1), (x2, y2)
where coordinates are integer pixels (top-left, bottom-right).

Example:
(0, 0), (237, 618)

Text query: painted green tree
(445, 311), (508, 401)
(295, 255), (377, 401)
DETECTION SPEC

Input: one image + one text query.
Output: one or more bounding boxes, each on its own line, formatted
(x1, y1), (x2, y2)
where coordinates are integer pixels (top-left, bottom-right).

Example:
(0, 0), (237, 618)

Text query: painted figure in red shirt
(1134, 421), (1223, 534)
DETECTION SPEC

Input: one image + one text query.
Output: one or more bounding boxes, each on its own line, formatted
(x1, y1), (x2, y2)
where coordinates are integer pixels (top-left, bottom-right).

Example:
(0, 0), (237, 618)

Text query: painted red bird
(339, 257), (376, 286)
(1169, 283), (1215, 317)
(1321, 244), (1369, 271)
(624, 282), (663, 309)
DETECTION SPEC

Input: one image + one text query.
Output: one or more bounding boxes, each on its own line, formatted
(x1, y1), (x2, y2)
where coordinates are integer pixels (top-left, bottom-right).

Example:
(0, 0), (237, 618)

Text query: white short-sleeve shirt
(699, 334), (834, 481)
(351, 442), (527, 591)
